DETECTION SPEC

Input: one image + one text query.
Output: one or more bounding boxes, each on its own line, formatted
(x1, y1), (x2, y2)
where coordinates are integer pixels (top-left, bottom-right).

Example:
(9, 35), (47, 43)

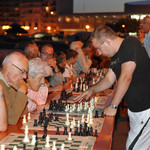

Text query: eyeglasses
(12, 64), (28, 75)
(41, 51), (53, 57)
(95, 41), (104, 50)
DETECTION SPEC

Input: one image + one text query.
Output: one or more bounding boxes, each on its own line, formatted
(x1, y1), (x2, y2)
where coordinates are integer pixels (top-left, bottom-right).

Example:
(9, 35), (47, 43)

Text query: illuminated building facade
(0, 0), (149, 36)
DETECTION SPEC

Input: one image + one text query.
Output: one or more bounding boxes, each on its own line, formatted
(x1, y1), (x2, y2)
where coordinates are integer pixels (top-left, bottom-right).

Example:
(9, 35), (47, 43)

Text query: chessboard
(37, 94), (107, 116)
(0, 133), (96, 150)
(21, 113), (104, 132)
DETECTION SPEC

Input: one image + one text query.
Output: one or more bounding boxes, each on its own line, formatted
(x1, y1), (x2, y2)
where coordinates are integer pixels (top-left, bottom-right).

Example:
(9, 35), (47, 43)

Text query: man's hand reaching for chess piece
(74, 88), (93, 103)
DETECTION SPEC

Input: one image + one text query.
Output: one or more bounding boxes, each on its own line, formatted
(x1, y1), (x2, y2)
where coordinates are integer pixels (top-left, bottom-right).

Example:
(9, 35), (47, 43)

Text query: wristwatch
(110, 104), (118, 109)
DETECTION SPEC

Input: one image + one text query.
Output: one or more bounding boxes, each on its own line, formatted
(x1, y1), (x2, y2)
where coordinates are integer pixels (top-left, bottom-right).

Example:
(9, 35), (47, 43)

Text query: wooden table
(0, 89), (115, 150)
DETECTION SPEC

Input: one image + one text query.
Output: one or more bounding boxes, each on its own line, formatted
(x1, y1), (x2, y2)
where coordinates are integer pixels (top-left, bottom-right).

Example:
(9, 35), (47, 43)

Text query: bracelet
(110, 104), (118, 109)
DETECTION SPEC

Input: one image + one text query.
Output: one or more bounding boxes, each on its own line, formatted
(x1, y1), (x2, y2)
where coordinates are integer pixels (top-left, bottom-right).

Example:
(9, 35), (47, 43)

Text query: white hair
(28, 58), (51, 77)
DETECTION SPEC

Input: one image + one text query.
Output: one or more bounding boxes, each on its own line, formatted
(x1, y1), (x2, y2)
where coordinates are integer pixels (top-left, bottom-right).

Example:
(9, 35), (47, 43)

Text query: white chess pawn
(77, 104), (80, 112)
(72, 117), (76, 126)
(86, 85), (88, 90)
(30, 135), (36, 145)
(65, 113), (70, 126)
(84, 102), (87, 110)
(1, 144), (5, 150)
(27, 113), (31, 120)
(13, 146), (17, 150)
(45, 135), (50, 148)
(69, 107), (73, 112)
(65, 105), (68, 112)
(71, 83), (73, 89)
(93, 78), (95, 85)
(86, 114), (90, 123)
(81, 114), (85, 124)
(22, 115), (27, 124)
(72, 104), (76, 111)
(67, 132), (72, 141)
(52, 141), (56, 150)
(80, 83), (82, 91)
(80, 103), (83, 110)
(77, 120), (80, 127)
(70, 121), (74, 129)
(61, 143), (65, 150)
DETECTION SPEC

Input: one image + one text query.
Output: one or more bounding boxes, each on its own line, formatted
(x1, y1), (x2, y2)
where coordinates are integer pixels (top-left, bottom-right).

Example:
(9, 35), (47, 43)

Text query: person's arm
(77, 50), (92, 73)
(7, 80), (28, 125)
(0, 83), (7, 131)
(104, 61), (136, 116)
(27, 84), (48, 105)
(48, 84), (63, 92)
(74, 68), (116, 102)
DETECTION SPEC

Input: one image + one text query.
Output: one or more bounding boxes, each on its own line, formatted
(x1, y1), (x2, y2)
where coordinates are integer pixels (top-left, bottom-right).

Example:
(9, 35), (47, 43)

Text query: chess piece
(67, 132), (72, 141)
(27, 113), (31, 120)
(94, 129), (98, 137)
(13, 146), (17, 150)
(49, 101), (53, 111)
(34, 141), (38, 150)
(94, 110), (99, 118)
(63, 126), (68, 135)
(45, 135), (50, 148)
(33, 119), (38, 127)
(34, 131), (38, 141)
(56, 127), (60, 135)
(74, 127), (78, 136)
(55, 114), (59, 121)
(52, 141), (56, 150)
(101, 109), (104, 118)
(81, 114), (85, 124)
(31, 135), (36, 145)
(61, 143), (65, 150)
(42, 126), (47, 139)
(1, 144), (5, 150)
(22, 115), (27, 124)
(78, 124), (83, 136)
(23, 144), (26, 150)
(23, 125), (30, 143)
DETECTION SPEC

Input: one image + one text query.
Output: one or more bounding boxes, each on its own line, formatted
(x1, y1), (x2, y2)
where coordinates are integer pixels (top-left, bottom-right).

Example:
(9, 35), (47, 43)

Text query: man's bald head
(2, 52), (28, 68)
(1, 52), (29, 85)
(24, 43), (39, 60)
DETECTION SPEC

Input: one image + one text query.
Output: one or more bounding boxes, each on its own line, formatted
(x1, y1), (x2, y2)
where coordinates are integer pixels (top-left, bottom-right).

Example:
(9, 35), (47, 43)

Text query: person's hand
(47, 59), (57, 68)
(17, 80), (28, 94)
(46, 59), (59, 73)
(74, 89), (93, 103)
(104, 106), (117, 116)
(71, 41), (83, 50)
(8, 80), (27, 94)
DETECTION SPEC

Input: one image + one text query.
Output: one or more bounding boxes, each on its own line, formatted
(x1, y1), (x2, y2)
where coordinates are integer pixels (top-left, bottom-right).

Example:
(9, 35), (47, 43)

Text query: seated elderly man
(0, 52), (29, 125)
(0, 82), (7, 131)
(70, 41), (92, 76)
(24, 43), (39, 60)
(27, 58), (51, 112)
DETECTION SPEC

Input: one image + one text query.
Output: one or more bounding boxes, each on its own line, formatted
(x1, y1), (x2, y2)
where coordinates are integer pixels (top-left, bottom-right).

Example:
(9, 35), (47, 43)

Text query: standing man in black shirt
(75, 25), (150, 150)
